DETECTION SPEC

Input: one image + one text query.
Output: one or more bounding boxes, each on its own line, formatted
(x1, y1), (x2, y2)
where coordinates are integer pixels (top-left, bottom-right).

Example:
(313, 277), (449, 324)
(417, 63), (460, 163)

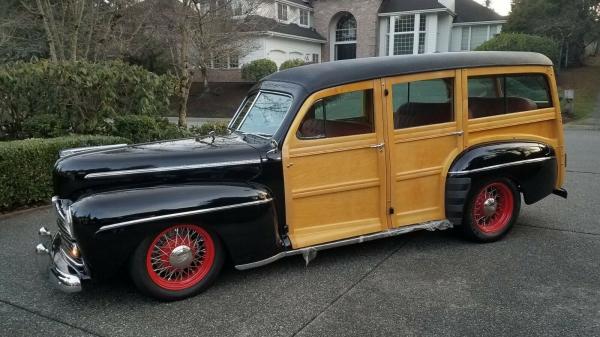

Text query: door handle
(370, 143), (385, 152)
(450, 131), (464, 136)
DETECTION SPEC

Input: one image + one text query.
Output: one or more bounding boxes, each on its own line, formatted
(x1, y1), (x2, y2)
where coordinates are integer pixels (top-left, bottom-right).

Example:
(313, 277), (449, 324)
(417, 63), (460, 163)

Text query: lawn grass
(556, 56), (600, 120)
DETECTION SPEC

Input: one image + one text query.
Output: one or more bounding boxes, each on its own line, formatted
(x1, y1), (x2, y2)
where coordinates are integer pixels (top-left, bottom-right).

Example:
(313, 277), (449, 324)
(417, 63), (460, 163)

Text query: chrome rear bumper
(36, 227), (84, 293)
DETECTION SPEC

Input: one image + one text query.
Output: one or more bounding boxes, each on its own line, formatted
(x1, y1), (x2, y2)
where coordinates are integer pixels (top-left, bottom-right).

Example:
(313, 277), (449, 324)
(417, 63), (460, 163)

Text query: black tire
(129, 224), (224, 301)
(461, 177), (521, 243)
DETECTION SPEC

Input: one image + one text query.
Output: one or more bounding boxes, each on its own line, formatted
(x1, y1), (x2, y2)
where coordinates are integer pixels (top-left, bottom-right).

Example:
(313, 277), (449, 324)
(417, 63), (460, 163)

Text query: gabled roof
(241, 15), (326, 42)
(454, 0), (506, 23)
(379, 0), (447, 14)
(263, 52), (552, 94)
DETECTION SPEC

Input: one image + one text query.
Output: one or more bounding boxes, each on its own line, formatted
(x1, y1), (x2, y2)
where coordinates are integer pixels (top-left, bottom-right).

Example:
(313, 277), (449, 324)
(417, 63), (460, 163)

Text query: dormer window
(278, 3), (288, 21)
(299, 9), (309, 26)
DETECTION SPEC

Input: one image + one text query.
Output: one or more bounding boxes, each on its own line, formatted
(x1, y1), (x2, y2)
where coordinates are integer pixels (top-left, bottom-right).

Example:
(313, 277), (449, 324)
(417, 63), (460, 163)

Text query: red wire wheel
(471, 182), (515, 234)
(145, 225), (215, 291)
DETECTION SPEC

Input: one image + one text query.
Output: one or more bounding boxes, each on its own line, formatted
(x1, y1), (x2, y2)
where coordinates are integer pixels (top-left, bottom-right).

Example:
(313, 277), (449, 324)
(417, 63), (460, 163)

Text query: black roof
(454, 0), (506, 23)
(241, 15), (326, 41)
(379, 0), (447, 13)
(263, 52), (552, 94)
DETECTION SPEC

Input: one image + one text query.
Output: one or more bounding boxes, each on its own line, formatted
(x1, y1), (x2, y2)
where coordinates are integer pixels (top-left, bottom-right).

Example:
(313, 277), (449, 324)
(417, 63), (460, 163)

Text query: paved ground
(0, 128), (599, 337)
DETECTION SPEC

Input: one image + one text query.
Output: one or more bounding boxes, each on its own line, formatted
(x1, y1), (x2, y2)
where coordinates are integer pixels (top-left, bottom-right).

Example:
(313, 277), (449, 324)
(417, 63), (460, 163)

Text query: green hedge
(0, 60), (177, 139)
(241, 59), (278, 82)
(0, 135), (129, 211)
(476, 33), (560, 65)
(280, 59), (306, 71)
(102, 115), (188, 143)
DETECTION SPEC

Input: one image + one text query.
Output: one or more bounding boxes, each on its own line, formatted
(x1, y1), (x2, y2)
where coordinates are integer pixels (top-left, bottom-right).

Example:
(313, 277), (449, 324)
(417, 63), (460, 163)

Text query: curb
(0, 205), (52, 221)
(564, 124), (600, 131)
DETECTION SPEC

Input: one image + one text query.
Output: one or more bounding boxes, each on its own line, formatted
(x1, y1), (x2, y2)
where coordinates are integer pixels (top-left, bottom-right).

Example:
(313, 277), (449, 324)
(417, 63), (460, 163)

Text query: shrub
(476, 33), (560, 65)
(22, 114), (70, 138)
(102, 115), (190, 143)
(0, 135), (129, 211)
(0, 60), (177, 139)
(189, 122), (229, 137)
(241, 59), (278, 82)
(279, 59), (306, 71)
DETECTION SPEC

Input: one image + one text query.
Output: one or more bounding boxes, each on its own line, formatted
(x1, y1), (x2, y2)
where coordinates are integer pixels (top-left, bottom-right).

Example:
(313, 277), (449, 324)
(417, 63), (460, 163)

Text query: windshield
(230, 92), (293, 136)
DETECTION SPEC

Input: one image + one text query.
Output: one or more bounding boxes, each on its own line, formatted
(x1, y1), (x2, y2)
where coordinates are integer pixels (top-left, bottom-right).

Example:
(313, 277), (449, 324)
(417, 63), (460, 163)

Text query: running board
(234, 220), (453, 270)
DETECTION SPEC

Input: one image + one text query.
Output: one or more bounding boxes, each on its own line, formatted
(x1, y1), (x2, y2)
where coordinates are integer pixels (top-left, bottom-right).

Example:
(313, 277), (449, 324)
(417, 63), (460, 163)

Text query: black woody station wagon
(37, 52), (567, 301)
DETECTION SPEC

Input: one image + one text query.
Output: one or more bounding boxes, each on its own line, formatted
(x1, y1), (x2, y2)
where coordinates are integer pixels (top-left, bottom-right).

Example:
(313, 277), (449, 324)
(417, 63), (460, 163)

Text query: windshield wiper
(235, 130), (272, 140)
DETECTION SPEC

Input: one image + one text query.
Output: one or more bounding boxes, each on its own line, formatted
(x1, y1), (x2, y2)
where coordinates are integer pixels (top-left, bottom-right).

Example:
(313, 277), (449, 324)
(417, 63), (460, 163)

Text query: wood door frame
(382, 69), (464, 227)
(282, 80), (390, 248)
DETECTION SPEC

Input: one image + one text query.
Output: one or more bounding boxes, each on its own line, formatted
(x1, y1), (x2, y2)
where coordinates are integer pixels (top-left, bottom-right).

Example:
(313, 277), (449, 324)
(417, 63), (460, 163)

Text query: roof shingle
(454, 0), (506, 23)
(378, 0), (446, 14)
(241, 15), (326, 42)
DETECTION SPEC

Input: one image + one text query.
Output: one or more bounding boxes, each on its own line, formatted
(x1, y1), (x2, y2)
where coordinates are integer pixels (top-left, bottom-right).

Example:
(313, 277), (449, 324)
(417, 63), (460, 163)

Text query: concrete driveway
(1, 128), (599, 337)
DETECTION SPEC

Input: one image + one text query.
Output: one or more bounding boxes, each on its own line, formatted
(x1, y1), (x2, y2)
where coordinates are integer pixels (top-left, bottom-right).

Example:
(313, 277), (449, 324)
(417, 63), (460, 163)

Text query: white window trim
(277, 2), (288, 22)
(387, 14), (427, 56)
(298, 9), (310, 28)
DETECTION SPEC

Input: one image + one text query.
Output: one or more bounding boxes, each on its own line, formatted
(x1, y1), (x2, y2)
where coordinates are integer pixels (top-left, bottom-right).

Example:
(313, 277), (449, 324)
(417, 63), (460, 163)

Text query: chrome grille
(52, 197), (74, 241)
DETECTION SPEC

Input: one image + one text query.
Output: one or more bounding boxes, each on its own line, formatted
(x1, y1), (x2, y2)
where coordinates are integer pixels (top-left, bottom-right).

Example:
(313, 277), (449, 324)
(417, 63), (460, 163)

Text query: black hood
(54, 135), (264, 199)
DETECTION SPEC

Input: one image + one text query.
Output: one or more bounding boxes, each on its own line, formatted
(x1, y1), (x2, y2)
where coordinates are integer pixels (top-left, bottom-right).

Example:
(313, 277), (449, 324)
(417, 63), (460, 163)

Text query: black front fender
(70, 183), (283, 278)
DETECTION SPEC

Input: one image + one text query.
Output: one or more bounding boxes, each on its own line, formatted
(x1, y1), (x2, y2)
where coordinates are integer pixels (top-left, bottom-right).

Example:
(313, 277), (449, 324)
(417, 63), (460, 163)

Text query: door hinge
(384, 89), (389, 96)
(389, 207), (395, 215)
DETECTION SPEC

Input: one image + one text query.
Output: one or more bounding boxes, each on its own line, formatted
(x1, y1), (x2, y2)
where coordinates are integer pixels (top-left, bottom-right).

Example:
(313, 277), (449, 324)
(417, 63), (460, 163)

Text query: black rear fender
(445, 141), (558, 225)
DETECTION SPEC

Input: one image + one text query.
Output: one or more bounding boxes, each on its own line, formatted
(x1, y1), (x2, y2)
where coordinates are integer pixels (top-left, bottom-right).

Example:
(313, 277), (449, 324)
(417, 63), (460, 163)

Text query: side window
(468, 73), (553, 119)
(392, 78), (454, 129)
(506, 74), (553, 109)
(298, 89), (374, 139)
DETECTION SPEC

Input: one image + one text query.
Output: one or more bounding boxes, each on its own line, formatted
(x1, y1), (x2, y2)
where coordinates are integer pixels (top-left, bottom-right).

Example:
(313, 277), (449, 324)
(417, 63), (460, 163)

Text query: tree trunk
(35, 0), (58, 62)
(178, 75), (191, 128)
(201, 66), (209, 92)
(43, 0), (65, 61)
(70, 0), (86, 61)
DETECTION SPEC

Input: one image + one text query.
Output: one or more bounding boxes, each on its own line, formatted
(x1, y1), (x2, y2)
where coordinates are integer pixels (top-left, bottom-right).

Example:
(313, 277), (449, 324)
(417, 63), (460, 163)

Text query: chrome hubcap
(169, 245), (193, 269)
(483, 198), (498, 217)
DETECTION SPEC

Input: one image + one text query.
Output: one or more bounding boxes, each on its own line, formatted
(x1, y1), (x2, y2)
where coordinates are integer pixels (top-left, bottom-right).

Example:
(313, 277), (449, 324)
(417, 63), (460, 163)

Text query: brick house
(209, 0), (506, 82)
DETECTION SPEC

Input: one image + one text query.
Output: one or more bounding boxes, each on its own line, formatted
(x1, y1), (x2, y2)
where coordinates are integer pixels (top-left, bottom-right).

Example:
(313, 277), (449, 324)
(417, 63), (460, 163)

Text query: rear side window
(468, 73), (553, 119)
(392, 78), (454, 129)
(297, 89), (374, 139)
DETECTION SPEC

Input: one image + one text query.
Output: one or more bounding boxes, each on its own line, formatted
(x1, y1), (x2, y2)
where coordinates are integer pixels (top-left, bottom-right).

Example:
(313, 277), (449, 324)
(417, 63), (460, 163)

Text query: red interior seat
(394, 102), (453, 129)
(468, 97), (538, 119)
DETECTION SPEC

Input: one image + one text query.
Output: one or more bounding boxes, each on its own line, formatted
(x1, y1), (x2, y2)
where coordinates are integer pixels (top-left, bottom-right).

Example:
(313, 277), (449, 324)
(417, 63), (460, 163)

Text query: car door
(383, 70), (464, 227)
(282, 80), (389, 248)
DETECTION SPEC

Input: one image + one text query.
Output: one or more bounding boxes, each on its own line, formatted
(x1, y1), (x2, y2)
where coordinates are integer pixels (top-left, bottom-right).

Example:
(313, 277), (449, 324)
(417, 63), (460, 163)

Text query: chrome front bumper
(36, 227), (84, 293)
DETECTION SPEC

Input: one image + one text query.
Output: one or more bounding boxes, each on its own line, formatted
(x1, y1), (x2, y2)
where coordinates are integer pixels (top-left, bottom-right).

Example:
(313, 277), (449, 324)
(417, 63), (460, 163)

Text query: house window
(389, 14), (427, 55)
(418, 16), (426, 54)
(232, 1), (244, 16)
(312, 53), (319, 63)
(277, 3), (288, 21)
(210, 55), (239, 69)
(335, 14), (357, 42)
(229, 55), (239, 69)
(461, 27), (470, 51)
(461, 25), (495, 51)
(299, 9), (309, 26)
(334, 13), (357, 60)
